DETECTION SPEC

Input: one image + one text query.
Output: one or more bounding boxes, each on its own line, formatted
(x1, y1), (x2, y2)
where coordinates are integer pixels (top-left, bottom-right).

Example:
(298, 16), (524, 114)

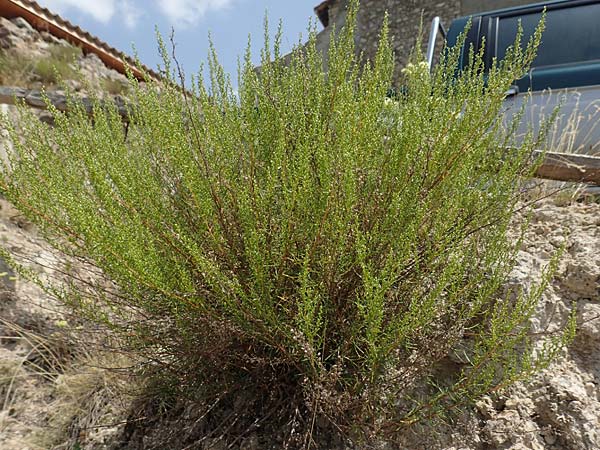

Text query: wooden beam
(533, 150), (600, 185)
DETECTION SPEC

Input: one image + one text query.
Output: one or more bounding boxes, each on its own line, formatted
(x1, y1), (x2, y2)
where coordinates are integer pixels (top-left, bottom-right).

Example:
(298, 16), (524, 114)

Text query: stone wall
(355, 0), (460, 81)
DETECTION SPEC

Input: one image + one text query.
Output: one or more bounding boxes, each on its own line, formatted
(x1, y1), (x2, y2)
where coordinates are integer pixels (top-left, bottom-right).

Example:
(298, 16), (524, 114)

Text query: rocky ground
(475, 195), (599, 450)
(0, 196), (133, 450)
(439, 191), (599, 450)
(388, 189), (600, 450)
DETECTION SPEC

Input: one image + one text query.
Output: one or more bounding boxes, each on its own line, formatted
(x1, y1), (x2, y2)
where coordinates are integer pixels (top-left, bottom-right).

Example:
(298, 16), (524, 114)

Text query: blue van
(427, 0), (600, 155)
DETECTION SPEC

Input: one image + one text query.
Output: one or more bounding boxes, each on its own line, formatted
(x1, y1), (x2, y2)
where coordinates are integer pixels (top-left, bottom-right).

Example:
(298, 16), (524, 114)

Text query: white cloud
(122, 0), (144, 29)
(155, 0), (235, 27)
(40, 0), (116, 23)
(39, 0), (143, 28)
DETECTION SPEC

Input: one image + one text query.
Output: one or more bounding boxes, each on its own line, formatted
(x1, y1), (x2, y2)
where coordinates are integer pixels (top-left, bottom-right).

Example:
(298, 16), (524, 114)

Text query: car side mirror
(505, 85), (519, 97)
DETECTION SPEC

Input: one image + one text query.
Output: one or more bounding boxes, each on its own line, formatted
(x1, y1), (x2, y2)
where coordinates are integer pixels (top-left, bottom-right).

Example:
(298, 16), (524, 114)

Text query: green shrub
(0, 1), (574, 443)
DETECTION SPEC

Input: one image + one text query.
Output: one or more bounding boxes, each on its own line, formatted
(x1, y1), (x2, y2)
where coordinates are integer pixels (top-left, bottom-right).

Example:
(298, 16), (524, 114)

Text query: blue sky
(36, 0), (324, 86)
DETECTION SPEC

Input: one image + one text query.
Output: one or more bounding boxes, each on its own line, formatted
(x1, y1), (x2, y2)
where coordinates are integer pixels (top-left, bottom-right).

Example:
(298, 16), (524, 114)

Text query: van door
(491, 1), (600, 155)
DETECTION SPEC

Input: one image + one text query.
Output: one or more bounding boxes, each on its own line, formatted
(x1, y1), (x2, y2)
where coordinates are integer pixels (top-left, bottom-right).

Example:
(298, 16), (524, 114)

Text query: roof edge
(0, 0), (162, 82)
(314, 0), (334, 27)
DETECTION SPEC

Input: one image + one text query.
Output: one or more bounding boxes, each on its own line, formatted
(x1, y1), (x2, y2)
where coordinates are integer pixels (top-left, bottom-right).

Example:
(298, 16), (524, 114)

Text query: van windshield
(496, 3), (600, 68)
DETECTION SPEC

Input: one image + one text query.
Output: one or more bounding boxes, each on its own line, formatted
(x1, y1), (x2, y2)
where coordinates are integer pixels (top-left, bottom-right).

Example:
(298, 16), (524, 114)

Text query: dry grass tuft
(101, 77), (129, 96)
(0, 315), (134, 449)
(31, 353), (135, 449)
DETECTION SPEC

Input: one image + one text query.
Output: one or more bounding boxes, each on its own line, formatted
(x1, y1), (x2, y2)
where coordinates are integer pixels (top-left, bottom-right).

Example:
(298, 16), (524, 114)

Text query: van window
(496, 3), (600, 68)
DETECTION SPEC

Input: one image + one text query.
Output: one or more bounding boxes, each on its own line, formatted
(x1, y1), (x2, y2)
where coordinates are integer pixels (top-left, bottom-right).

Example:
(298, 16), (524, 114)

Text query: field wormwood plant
(0, 1), (575, 446)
